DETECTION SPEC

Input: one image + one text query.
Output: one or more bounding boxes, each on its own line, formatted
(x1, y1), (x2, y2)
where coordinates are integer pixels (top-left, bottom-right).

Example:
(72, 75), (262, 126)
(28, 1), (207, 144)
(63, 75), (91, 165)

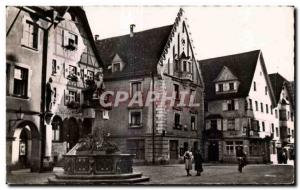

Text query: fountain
(48, 128), (149, 184)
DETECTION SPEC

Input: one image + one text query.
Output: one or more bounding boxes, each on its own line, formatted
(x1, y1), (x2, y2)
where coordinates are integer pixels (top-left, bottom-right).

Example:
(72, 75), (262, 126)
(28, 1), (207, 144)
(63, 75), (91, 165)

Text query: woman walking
(183, 149), (193, 176)
(194, 148), (203, 176)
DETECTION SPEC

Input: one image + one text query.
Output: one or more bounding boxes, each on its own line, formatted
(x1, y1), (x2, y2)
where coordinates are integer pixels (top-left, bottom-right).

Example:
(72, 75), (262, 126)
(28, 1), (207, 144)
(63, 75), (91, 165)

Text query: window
(211, 120), (217, 131)
(266, 104), (269, 114)
(256, 120), (260, 132)
(262, 122), (265, 132)
(253, 81), (256, 91)
(228, 119), (235, 131)
(174, 113), (181, 129)
(87, 70), (94, 80)
(276, 127), (279, 137)
(275, 109), (278, 118)
(67, 32), (78, 49)
(174, 84), (180, 100)
(265, 86), (268, 95)
(127, 139), (145, 159)
(23, 20), (39, 49)
(260, 103), (264, 113)
(52, 59), (57, 75)
(249, 99), (253, 110)
(287, 111), (290, 120)
(131, 81), (142, 97)
(52, 119), (62, 142)
(235, 141), (243, 152)
(183, 61), (187, 72)
(13, 66), (28, 97)
(129, 111), (142, 126)
(68, 90), (76, 102)
(227, 100), (235, 111)
(291, 112), (294, 121)
(218, 83), (223, 92)
(225, 141), (234, 155)
(113, 62), (121, 72)
(191, 116), (196, 131)
(292, 130), (294, 138)
(255, 101), (258, 111)
(229, 82), (234, 91)
(288, 128), (291, 135)
(271, 123), (274, 133)
(69, 65), (77, 76)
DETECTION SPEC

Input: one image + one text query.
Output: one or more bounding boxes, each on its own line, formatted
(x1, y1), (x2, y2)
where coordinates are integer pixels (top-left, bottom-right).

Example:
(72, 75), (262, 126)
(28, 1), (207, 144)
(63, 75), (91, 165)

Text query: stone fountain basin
(63, 153), (134, 175)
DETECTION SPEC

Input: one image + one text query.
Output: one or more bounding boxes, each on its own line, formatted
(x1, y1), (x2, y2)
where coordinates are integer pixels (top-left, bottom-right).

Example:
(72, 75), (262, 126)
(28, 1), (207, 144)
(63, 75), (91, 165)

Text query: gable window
(266, 104), (269, 114)
(271, 123), (274, 133)
(218, 84), (223, 92)
(291, 112), (294, 121)
(255, 101), (258, 111)
(227, 119), (235, 131)
(276, 127), (279, 137)
(275, 109), (278, 118)
(112, 62), (121, 72)
(191, 116), (196, 131)
(260, 103), (264, 113)
(229, 82), (234, 91)
(13, 66), (28, 97)
(129, 110), (142, 127)
(227, 100), (235, 111)
(174, 113), (181, 129)
(131, 81), (142, 97)
(23, 20), (39, 49)
(262, 122), (265, 132)
(257, 120), (260, 132)
(265, 86), (268, 95)
(174, 84), (180, 100)
(253, 81), (256, 91)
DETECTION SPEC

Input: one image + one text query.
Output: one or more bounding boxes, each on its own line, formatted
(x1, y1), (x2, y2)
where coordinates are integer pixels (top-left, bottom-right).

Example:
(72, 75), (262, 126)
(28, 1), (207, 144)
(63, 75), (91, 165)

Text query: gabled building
(6, 6), (104, 171)
(269, 73), (295, 163)
(199, 50), (278, 163)
(96, 8), (205, 164)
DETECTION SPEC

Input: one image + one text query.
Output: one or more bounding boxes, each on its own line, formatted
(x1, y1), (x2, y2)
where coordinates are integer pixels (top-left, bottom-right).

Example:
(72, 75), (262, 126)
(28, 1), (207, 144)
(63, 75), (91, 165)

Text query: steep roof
(199, 50), (261, 101)
(95, 25), (173, 80)
(269, 73), (294, 107)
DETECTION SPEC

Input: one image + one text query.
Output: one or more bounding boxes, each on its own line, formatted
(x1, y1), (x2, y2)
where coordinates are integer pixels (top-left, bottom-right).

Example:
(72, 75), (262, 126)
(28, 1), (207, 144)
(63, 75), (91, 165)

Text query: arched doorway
(11, 120), (40, 171)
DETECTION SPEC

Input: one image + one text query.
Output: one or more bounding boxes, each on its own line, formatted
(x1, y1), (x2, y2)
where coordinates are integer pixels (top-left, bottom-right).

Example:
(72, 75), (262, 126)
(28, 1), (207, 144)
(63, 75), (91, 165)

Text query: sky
(84, 6), (294, 81)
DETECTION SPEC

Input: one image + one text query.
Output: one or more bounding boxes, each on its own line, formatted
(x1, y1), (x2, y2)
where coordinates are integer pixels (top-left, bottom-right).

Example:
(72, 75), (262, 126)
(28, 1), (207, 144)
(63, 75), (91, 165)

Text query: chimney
(95, 34), (99, 41)
(130, 24), (136, 37)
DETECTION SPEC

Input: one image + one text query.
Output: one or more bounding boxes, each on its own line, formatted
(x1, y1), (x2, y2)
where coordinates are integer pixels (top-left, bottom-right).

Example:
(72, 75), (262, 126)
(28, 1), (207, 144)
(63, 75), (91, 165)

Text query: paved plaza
(7, 163), (294, 185)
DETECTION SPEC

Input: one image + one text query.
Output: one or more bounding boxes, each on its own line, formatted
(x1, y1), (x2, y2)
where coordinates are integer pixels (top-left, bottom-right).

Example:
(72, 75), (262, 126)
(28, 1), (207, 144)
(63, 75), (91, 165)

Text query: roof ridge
(96, 24), (173, 42)
(198, 49), (261, 64)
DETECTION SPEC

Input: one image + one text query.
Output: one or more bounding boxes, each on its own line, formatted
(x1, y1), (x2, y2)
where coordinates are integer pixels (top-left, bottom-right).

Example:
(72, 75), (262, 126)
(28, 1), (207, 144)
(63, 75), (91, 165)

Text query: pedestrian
(236, 146), (247, 173)
(282, 150), (287, 164)
(183, 149), (193, 176)
(194, 148), (203, 176)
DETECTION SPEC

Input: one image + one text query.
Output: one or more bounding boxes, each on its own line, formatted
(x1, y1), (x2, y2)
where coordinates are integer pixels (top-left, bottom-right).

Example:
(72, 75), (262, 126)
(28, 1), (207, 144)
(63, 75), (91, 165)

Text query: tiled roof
(199, 50), (261, 101)
(95, 25), (174, 80)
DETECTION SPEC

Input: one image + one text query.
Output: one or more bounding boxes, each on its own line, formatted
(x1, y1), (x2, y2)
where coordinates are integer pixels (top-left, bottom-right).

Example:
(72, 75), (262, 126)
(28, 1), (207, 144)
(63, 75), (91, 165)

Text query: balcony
(174, 71), (193, 81)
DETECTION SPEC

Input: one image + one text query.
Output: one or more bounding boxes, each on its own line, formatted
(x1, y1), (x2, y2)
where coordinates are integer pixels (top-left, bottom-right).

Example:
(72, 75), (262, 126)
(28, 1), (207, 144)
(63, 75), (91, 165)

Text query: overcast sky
(84, 6), (294, 81)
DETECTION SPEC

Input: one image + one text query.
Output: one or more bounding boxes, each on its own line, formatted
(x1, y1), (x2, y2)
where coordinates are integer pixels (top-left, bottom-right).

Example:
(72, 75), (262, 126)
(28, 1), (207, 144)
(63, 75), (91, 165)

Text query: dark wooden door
(208, 141), (219, 161)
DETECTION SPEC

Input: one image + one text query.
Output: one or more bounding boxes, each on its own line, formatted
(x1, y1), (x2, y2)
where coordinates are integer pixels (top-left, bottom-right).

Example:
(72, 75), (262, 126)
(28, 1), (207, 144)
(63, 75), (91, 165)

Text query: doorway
(169, 140), (178, 159)
(208, 141), (219, 161)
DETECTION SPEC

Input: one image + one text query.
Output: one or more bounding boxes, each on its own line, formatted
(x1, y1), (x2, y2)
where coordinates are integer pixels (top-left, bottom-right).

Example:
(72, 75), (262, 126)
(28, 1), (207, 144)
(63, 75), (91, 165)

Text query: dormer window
(215, 81), (238, 94)
(112, 62), (121, 72)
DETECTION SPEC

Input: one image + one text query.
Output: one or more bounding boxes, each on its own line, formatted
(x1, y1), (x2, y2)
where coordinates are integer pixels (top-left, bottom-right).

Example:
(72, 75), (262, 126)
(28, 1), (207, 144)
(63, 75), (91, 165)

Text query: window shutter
(217, 120), (222, 130)
(222, 101), (227, 111)
(206, 120), (211, 130)
(224, 83), (229, 91)
(64, 63), (69, 77)
(215, 84), (219, 92)
(223, 119), (227, 131)
(234, 82), (237, 90)
(235, 118), (240, 130)
(235, 99), (239, 110)
(62, 30), (69, 47)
